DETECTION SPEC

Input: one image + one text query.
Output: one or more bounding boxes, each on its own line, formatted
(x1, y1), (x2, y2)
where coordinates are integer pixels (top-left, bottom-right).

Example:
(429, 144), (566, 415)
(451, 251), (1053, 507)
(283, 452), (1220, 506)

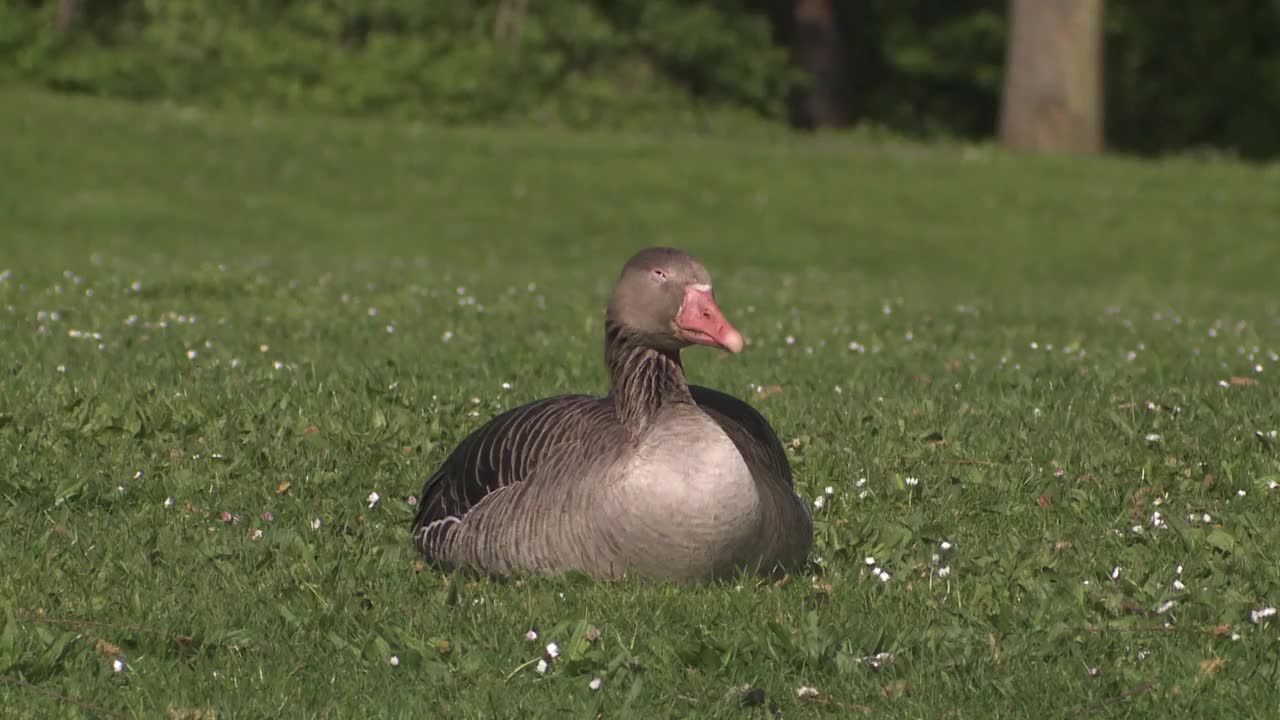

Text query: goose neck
(604, 322), (691, 434)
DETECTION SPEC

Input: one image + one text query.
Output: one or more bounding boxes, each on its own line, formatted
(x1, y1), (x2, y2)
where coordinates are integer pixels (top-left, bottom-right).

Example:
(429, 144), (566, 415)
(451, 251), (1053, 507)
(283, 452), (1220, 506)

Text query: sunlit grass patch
(1, 90), (1278, 717)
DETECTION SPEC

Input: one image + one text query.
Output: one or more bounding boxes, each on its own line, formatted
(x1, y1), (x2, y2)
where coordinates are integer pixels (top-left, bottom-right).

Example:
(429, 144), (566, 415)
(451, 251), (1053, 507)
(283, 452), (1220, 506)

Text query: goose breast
(598, 405), (764, 579)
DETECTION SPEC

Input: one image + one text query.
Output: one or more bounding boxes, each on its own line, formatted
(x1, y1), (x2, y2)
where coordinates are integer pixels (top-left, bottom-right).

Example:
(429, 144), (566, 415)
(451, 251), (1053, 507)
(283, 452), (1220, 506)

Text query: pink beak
(675, 286), (744, 353)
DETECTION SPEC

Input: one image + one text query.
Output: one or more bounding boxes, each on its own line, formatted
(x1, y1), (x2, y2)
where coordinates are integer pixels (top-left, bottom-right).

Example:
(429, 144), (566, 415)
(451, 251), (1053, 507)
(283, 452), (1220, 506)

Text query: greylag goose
(411, 248), (812, 581)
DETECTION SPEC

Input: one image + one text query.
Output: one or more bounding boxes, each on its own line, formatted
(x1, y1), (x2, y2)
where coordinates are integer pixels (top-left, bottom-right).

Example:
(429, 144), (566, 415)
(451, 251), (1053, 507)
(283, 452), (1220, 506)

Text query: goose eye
(651, 268), (668, 282)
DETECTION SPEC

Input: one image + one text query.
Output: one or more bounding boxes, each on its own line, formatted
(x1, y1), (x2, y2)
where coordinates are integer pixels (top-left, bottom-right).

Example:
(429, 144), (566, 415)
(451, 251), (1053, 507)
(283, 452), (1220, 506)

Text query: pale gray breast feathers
(689, 385), (792, 486)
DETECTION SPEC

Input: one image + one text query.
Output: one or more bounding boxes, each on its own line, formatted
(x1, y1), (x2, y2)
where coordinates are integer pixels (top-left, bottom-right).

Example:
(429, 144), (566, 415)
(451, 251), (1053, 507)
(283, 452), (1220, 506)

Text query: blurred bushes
(0, 0), (790, 128)
(3, 0), (1279, 157)
(1104, 1), (1280, 159)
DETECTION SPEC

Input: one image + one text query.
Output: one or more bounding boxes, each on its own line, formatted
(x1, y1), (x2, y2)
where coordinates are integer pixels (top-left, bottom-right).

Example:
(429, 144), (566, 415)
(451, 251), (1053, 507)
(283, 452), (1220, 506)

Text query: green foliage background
(2, 0), (1280, 156)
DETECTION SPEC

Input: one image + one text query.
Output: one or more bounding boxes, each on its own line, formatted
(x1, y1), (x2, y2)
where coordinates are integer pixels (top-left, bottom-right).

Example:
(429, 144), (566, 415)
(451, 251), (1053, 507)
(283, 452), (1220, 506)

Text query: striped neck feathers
(604, 321), (692, 435)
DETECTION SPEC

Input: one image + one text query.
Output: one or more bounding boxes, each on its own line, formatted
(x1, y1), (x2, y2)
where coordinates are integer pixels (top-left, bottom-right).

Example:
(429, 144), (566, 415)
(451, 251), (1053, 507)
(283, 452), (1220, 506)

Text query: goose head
(607, 247), (744, 354)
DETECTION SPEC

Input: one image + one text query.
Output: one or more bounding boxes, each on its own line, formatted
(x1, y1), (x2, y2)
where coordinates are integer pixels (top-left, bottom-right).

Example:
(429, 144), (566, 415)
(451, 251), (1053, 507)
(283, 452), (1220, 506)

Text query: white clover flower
(812, 496), (825, 510)
(940, 540), (953, 552)
(589, 677), (603, 691)
(937, 566), (952, 578)
(864, 556), (876, 566)
(163, 497), (174, 509)
(311, 517), (322, 530)
(1111, 566), (1122, 580)
(535, 659), (549, 674)
(545, 642), (560, 659)
(904, 477), (919, 487)
(389, 655), (400, 667)
(1172, 580), (1186, 592)
(824, 486), (834, 496)
(878, 570), (891, 582)
(1156, 600), (1176, 614)
(1144, 433), (1161, 443)
(796, 686), (819, 699)
(864, 652), (894, 669)
(524, 629), (538, 641)
(112, 658), (126, 673)
(367, 491), (380, 508)
(1251, 607), (1277, 624)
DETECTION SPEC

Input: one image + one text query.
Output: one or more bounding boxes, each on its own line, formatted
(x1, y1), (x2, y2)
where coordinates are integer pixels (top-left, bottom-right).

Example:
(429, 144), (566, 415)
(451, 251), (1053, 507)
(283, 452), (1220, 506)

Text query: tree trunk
(495, 0), (529, 50)
(999, 0), (1104, 153)
(55, 0), (78, 33)
(790, 0), (848, 129)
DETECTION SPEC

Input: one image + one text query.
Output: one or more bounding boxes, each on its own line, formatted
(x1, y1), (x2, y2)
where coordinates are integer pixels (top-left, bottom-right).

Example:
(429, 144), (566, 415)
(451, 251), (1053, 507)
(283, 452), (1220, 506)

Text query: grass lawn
(2, 88), (1279, 718)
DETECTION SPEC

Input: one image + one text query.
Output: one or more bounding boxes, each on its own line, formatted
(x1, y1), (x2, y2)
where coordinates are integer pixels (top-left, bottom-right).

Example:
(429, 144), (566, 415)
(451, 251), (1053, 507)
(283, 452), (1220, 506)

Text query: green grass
(2, 88), (1279, 718)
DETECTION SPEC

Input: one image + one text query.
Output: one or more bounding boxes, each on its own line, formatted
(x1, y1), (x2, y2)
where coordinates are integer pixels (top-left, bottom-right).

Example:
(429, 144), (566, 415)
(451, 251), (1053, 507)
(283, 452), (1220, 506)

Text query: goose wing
(412, 395), (614, 556)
